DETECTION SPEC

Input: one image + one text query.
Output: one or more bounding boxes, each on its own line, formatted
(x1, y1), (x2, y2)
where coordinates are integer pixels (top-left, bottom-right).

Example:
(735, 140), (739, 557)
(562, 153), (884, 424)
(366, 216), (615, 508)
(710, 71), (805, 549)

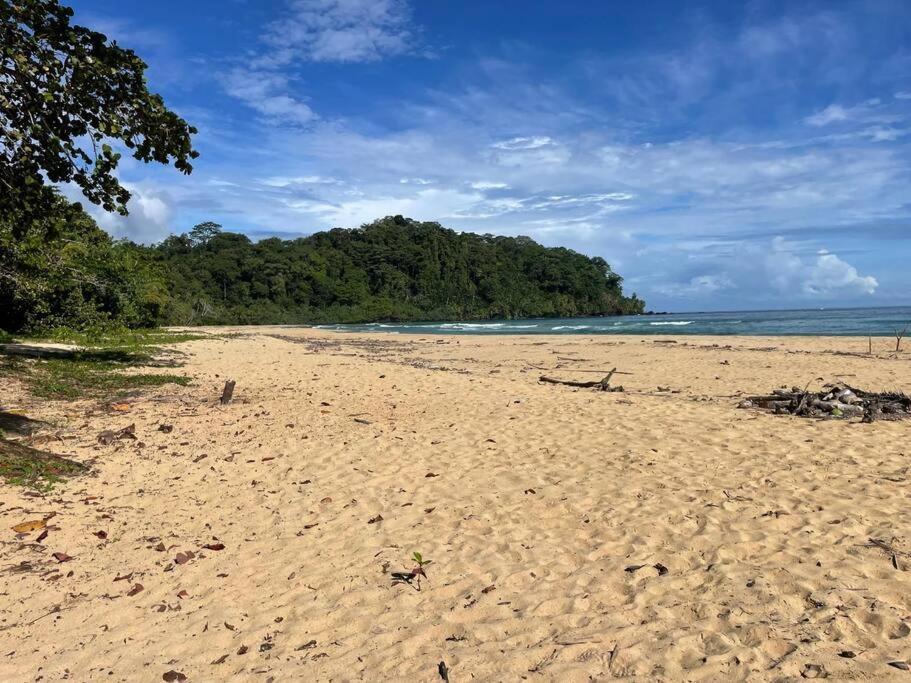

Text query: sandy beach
(1, 328), (909, 681)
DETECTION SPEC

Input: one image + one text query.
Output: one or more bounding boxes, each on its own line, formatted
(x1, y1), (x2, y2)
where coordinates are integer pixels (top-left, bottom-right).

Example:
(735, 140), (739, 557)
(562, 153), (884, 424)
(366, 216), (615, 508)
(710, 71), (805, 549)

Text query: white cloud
(766, 238), (878, 296)
(452, 196), (526, 219)
(491, 138), (571, 168)
(250, 95), (317, 125)
(285, 198), (336, 213)
(91, 184), (175, 244)
(222, 68), (316, 126)
(491, 136), (554, 150)
(399, 177), (434, 185)
(158, 114), (907, 276)
(804, 100), (903, 131)
(261, 175), (341, 187)
(895, 91), (911, 100)
(263, 0), (415, 64)
(804, 253), (878, 295)
(470, 181), (509, 190)
(548, 192), (633, 204)
(657, 274), (734, 297)
(223, 0), (418, 125)
(302, 187), (483, 226)
(862, 126), (905, 142)
(642, 238), (880, 306)
(805, 104), (850, 126)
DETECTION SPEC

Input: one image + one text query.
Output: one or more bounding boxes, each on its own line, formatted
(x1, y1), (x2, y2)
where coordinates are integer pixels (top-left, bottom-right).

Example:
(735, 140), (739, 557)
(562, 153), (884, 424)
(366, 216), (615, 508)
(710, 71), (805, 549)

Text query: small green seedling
(412, 552), (432, 572)
(391, 551), (433, 591)
(410, 552), (432, 589)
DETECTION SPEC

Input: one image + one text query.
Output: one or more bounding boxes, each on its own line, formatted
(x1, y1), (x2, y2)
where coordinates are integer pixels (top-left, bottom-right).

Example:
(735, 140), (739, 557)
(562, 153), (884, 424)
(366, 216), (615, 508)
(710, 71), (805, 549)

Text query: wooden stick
(896, 325), (908, 353)
(220, 380), (236, 405)
(552, 369), (634, 375)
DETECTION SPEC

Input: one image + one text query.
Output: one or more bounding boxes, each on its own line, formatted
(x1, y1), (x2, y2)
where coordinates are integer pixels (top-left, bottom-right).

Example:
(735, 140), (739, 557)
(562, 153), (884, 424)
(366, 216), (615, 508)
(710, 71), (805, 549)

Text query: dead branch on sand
(896, 325), (909, 353)
(539, 368), (624, 392)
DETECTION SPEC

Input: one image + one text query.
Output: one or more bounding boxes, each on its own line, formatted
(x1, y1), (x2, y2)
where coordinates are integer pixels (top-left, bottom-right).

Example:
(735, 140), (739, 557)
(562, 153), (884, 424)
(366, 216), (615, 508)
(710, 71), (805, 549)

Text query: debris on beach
(539, 368), (624, 392)
(12, 518), (48, 534)
(220, 380), (236, 405)
(624, 562), (669, 576)
(738, 383), (911, 422)
(97, 423), (137, 445)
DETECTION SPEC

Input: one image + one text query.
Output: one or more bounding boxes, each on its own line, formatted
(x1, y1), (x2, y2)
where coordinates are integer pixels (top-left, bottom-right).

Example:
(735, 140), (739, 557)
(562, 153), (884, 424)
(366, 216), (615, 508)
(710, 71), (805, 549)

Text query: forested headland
(157, 214), (643, 325)
(1, 200), (644, 333)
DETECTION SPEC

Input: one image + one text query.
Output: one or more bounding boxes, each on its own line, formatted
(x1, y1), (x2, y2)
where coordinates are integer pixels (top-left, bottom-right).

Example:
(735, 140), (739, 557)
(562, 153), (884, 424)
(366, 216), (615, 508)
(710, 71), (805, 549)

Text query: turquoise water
(313, 306), (911, 336)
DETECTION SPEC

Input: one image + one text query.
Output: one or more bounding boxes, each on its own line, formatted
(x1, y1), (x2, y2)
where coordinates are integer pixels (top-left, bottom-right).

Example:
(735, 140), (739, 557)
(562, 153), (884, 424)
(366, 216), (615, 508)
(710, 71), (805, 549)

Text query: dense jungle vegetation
(2, 205), (643, 332)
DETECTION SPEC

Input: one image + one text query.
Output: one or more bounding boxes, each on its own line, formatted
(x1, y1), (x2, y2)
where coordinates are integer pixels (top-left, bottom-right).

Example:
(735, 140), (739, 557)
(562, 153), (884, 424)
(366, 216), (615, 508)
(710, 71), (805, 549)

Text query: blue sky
(68, 0), (910, 312)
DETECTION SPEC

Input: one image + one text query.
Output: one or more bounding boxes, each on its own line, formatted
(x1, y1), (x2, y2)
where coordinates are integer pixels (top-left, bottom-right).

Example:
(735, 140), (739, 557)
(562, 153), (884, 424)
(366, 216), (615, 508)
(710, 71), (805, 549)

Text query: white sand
(1, 328), (909, 681)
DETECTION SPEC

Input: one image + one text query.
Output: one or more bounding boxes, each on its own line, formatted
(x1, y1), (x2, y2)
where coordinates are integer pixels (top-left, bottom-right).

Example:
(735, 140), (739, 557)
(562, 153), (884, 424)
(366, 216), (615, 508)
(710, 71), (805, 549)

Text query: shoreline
(160, 304), (911, 339)
(179, 325), (910, 350)
(2, 327), (909, 680)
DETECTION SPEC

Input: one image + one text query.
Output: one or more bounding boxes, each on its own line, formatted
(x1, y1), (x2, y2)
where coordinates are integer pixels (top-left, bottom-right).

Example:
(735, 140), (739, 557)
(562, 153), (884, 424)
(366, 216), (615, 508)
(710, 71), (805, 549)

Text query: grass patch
(0, 439), (88, 492)
(0, 354), (25, 375)
(36, 326), (207, 351)
(25, 356), (190, 400)
(0, 329), (14, 344)
(2, 328), (199, 401)
(0, 328), (199, 491)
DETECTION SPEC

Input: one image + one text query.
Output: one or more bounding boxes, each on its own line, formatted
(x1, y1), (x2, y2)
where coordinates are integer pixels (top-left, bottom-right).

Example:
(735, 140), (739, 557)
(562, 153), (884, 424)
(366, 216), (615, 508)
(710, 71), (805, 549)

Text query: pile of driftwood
(739, 383), (911, 422)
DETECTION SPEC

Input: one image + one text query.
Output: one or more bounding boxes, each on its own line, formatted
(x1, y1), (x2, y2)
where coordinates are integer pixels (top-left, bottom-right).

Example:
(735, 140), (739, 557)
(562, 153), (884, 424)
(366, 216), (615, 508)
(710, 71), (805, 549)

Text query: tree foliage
(0, 191), (168, 332)
(0, 0), (198, 237)
(2, 211), (644, 333)
(152, 216), (644, 326)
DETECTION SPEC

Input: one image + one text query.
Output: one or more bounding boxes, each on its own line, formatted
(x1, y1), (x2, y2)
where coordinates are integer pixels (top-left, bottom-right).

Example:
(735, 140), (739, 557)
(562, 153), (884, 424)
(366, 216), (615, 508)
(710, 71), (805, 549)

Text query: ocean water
(312, 306), (911, 336)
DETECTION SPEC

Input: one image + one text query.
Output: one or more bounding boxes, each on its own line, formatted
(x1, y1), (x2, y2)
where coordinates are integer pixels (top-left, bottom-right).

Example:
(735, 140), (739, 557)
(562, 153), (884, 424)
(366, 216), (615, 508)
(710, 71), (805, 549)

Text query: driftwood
(220, 380), (236, 405)
(553, 368), (634, 375)
(539, 368), (624, 392)
(739, 382), (911, 422)
(896, 325), (909, 353)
